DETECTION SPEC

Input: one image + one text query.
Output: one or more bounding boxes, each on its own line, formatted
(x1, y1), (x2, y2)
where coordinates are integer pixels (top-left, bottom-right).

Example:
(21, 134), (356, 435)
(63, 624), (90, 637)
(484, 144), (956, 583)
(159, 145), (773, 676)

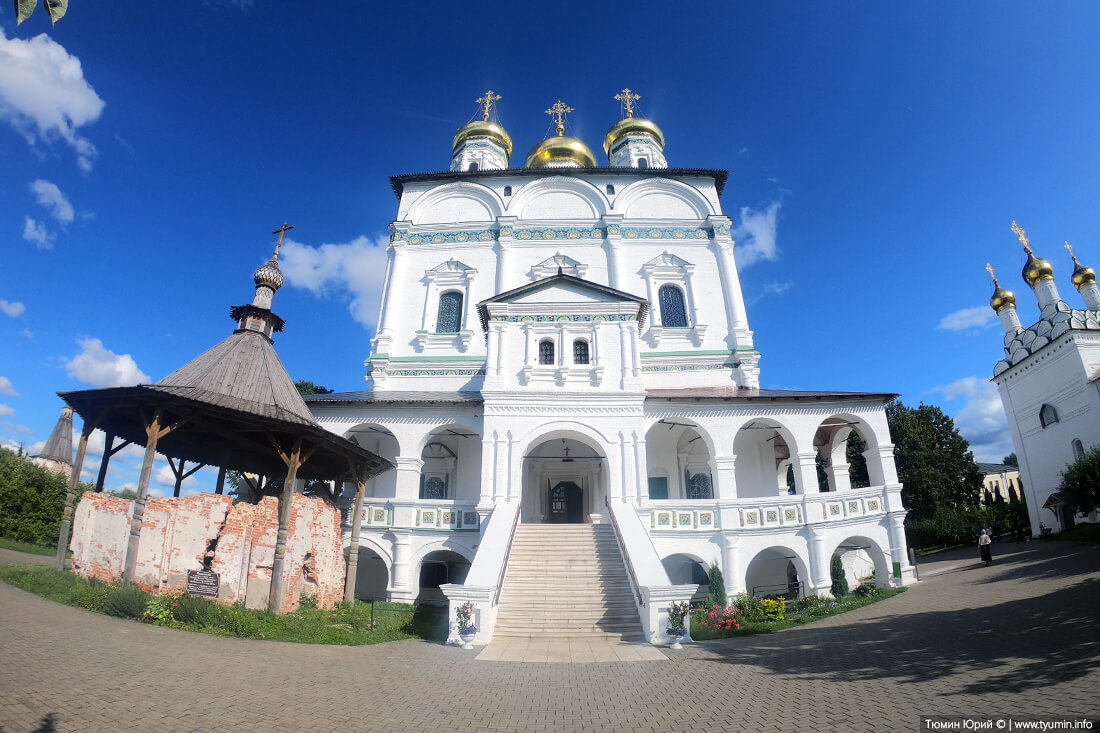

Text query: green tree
(294, 380), (333, 396)
(846, 432), (870, 488)
(0, 448), (93, 546)
(1059, 444), (1100, 514)
(887, 401), (983, 521)
(1003, 453), (1018, 467)
(830, 553), (848, 598)
(707, 561), (727, 608)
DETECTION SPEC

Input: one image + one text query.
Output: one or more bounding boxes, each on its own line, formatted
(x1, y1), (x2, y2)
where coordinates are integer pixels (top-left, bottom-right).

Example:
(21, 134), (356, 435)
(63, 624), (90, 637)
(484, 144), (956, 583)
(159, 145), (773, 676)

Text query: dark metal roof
(645, 388), (899, 404)
(389, 167), (729, 199)
(35, 406), (73, 464)
(978, 462), (1018, 475)
(476, 272), (650, 331)
(305, 390), (484, 405)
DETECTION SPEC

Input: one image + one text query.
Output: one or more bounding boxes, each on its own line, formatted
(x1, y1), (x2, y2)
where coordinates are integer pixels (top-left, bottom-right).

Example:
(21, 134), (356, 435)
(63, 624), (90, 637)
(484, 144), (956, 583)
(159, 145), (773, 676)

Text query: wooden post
(172, 458), (186, 497)
(95, 434), (113, 492)
(344, 466), (368, 603)
(123, 408), (163, 586)
(268, 436), (302, 614)
(56, 419), (95, 570)
(215, 466), (226, 495)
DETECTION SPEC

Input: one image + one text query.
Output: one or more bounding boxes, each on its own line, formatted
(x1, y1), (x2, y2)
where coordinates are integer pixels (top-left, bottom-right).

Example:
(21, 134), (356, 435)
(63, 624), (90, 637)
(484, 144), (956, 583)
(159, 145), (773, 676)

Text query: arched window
(539, 339), (555, 365)
(573, 339), (590, 365)
(637, 158), (649, 169)
(436, 291), (463, 333)
(1039, 403), (1059, 428)
(687, 473), (713, 500)
(606, 184), (615, 195)
(1073, 439), (1085, 460)
(421, 477), (446, 500)
(468, 161), (479, 171)
(658, 284), (688, 327)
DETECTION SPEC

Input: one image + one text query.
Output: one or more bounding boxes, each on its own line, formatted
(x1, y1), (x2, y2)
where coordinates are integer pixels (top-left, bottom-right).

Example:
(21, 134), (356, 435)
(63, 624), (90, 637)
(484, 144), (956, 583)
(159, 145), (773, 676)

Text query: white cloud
(0, 299), (26, 317)
(28, 440), (45, 454)
(64, 337), (151, 388)
(0, 28), (105, 171)
(933, 376), (1014, 462)
(733, 201), (781, 270)
(20, 328), (33, 339)
(0, 377), (17, 396)
(763, 280), (793, 296)
(154, 463), (199, 491)
(0, 403), (13, 417)
(1, 437), (21, 452)
(22, 216), (54, 248)
(29, 179), (74, 223)
(937, 306), (997, 332)
(280, 235), (389, 328)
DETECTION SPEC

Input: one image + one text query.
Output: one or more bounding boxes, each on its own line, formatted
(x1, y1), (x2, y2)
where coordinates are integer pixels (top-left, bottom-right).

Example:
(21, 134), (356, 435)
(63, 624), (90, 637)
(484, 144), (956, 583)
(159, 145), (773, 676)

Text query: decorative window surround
(642, 252), (706, 347)
(417, 260), (477, 354)
(520, 322), (605, 387)
(531, 253), (588, 280)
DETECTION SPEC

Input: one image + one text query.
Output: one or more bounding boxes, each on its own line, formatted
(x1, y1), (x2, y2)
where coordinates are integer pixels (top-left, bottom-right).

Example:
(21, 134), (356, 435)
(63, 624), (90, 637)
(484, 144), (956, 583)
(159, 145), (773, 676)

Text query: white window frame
(642, 253), (706, 347)
(416, 260), (477, 352)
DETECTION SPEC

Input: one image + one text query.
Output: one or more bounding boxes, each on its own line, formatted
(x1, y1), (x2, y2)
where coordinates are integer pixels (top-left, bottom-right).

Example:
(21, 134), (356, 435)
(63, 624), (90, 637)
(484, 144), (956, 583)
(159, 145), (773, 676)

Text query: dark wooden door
(549, 481), (583, 523)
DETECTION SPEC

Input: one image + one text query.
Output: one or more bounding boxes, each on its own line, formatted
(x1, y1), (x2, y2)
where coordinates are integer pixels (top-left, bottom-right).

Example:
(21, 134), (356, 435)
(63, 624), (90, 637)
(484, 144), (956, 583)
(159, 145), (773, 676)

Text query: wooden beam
(215, 466), (226, 495)
(123, 406), (163, 586)
(268, 436), (302, 614)
(344, 467), (368, 603)
(56, 413), (99, 570)
(95, 433), (114, 493)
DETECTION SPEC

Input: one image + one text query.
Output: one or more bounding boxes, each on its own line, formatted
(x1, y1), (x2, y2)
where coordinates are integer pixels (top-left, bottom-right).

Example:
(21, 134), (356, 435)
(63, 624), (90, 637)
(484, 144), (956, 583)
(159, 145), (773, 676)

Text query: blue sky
(2, 1), (1098, 494)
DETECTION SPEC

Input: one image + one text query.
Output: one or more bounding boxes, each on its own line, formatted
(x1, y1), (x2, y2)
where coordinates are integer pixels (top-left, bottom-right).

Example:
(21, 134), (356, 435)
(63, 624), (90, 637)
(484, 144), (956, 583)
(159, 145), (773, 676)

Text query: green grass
(914, 543), (967, 557)
(1056, 523), (1100, 543)
(690, 587), (907, 641)
(0, 536), (58, 556)
(0, 563), (427, 645)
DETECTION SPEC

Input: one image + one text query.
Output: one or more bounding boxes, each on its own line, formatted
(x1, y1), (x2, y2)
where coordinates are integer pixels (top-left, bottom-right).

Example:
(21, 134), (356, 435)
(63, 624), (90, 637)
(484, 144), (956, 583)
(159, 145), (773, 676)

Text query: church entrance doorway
(549, 481), (584, 523)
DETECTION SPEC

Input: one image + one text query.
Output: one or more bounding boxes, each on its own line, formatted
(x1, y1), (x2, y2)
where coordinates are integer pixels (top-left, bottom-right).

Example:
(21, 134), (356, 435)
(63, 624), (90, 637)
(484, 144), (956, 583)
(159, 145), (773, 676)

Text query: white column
(394, 457), (423, 500)
(391, 531), (412, 595)
(713, 455), (738, 500)
(493, 432), (507, 502)
(827, 439), (852, 492)
(807, 526), (830, 596)
(633, 433), (648, 503)
(619, 432), (631, 502)
(486, 325), (501, 379)
(505, 432), (517, 501)
(603, 215), (625, 289)
(708, 215), (751, 343)
(618, 323), (630, 389)
(479, 435), (495, 504)
(794, 451), (820, 494)
(496, 216), (518, 291)
(721, 533), (744, 598)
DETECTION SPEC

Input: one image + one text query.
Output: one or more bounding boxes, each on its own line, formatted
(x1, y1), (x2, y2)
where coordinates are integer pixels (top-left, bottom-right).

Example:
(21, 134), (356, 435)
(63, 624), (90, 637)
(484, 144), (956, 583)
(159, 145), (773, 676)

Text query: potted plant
(456, 601), (477, 649)
(667, 601), (690, 649)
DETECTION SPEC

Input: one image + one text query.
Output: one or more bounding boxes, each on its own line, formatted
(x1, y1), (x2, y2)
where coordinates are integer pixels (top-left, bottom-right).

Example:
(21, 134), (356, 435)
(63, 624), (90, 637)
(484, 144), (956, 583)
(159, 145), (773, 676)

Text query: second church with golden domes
(305, 90), (917, 646)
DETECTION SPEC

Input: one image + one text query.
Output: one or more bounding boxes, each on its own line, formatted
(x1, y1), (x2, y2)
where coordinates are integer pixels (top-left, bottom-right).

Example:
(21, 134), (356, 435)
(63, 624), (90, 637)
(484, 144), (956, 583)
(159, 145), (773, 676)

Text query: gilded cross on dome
(272, 222), (294, 254)
(476, 90), (501, 121)
(1011, 220), (1032, 254)
(1066, 241), (1080, 263)
(986, 262), (998, 283)
(614, 88), (641, 118)
(545, 100), (573, 136)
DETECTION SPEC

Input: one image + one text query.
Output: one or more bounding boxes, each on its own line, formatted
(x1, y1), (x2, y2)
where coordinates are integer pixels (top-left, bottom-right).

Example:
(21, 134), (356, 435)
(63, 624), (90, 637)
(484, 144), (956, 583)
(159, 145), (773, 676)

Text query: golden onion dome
(524, 135), (598, 169)
(1070, 256), (1096, 289)
(452, 120), (513, 158)
(602, 116), (665, 159)
(990, 278), (1016, 312)
(1021, 251), (1054, 286)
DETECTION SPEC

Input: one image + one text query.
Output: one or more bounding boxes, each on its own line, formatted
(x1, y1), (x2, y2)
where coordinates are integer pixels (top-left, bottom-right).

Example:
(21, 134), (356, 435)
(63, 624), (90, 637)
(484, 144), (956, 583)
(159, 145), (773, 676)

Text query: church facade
(307, 91), (916, 643)
(987, 225), (1100, 535)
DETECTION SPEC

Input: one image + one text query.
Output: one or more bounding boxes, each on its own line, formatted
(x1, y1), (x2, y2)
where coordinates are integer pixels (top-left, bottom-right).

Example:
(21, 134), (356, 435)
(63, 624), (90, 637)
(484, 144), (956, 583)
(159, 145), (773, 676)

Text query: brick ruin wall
(69, 492), (346, 611)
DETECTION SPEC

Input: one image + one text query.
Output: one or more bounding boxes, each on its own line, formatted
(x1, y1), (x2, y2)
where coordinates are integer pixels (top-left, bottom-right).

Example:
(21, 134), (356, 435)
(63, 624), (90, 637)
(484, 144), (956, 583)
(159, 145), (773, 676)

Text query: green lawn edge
(690, 587), (907, 641)
(0, 563), (445, 646)
(0, 537), (59, 556)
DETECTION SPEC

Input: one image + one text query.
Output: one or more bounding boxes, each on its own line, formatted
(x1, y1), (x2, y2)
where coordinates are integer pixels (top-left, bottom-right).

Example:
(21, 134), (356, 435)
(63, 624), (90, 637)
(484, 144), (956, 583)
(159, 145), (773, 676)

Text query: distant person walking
(979, 529), (993, 566)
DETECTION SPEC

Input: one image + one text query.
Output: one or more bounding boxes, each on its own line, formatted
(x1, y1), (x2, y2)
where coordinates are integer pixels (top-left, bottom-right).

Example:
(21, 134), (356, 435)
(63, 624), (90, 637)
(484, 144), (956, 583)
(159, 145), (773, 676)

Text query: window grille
(436, 291), (463, 333)
(539, 340), (555, 365)
(573, 339), (590, 364)
(658, 284), (688, 327)
(1039, 403), (1059, 428)
(687, 473), (713, 500)
(1073, 439), (1085, 460)
(421, 477), (446, 500)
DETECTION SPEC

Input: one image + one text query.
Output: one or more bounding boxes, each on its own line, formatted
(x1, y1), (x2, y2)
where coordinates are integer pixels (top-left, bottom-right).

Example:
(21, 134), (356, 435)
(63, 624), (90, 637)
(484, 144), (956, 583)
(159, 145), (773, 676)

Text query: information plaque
(186, 569), (220, 598)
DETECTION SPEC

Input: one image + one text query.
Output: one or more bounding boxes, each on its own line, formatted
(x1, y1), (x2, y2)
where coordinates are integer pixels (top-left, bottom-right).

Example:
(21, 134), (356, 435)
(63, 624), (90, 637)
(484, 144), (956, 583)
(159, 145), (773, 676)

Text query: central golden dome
(453, 120), (513, 158)
(1022, 251), (1054, 286)
(603, 116), (665, 159)
(525, 135), (598, 169)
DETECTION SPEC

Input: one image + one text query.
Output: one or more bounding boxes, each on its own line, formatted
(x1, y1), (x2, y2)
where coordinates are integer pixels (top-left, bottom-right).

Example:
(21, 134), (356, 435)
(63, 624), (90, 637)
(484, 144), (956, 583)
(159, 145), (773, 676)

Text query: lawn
(690, 587), (907, 641)
(0, 537), (58, 556)
(0, 563), (441, 645)
(1057, 522), (1100, 544)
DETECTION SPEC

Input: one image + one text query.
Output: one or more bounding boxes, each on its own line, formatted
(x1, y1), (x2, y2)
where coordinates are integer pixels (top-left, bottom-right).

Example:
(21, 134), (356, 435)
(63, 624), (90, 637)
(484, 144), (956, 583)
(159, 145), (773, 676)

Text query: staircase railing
(493, 501), (522, 607)
(605, 496), (644, 609)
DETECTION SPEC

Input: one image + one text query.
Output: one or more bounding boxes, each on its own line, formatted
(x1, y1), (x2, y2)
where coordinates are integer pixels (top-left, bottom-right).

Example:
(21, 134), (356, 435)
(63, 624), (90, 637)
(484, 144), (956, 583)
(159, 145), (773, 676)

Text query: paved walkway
(476, 638), (667, 663)
(1, 540), (1099, 732)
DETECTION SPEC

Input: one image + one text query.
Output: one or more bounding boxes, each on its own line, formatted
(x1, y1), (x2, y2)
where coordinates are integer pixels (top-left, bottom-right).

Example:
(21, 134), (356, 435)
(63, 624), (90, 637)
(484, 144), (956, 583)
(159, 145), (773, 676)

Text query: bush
(213, 602), (263, 638)
(759, 597), (785, 622)
(793, 593), (826, 612)
(71, 580), (110, 612)
(831, 554), (848, 598)
(172, 593), (217, 626)
(102, 585), (150, 619)
(853, 580), (878, 598)
(707, 561), (726, 608)
(732, 593), (762, 622)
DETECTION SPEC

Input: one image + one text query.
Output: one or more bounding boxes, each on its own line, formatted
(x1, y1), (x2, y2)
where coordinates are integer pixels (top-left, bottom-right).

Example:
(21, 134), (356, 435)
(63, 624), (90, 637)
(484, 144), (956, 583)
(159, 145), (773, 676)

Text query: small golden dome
(1022, 251), (1054, 286)
(1068, 249), (1097, 289)
(990, 278), (1016, 312)
(525, 135), (598, 169)
(603, 116), (665, 159)
(452, 120), (513, 158)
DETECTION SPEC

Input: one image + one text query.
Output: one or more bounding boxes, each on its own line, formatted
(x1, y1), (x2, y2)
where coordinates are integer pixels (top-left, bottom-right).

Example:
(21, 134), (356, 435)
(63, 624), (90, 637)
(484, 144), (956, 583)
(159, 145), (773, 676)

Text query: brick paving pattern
(1, 540), (1098, 732)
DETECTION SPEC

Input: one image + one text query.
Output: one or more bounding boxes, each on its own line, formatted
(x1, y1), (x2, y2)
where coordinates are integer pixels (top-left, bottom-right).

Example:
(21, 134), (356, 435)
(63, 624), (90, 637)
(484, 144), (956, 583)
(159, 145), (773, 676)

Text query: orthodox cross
(545, 100), (573, 136)
(986, 262), (999, 284)
(1065, 241), (1080, 264)
(1011, 220), (1032, 253)
(614, 88), (641, 118)
(273, 222), (294, 254)
(476, 90), (502, 121)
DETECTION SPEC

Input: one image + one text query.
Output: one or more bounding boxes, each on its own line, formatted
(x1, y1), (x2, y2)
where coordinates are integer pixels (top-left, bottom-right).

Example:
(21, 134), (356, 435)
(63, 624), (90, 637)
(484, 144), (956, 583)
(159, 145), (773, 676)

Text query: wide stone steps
(493, 523), (644, 642)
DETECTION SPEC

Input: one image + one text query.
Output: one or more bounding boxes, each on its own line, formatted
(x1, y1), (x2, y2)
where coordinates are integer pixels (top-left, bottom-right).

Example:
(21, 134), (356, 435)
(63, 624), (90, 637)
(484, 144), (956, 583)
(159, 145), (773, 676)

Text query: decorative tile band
(380, 368), (486, 377)
(610, 135), (661, 155)
(514, 227), (605, 241)
(623, 227), (710, 240)
(393, 226), (719, 244)
(641, 361), (738, 373)
(458, 140), (506, 153)
(489, 313), (637, 323)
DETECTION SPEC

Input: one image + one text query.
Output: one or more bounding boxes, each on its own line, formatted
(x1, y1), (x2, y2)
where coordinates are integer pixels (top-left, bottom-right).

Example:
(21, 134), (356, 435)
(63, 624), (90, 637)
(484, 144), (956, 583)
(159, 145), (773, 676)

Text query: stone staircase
(494, 524), (645, 641)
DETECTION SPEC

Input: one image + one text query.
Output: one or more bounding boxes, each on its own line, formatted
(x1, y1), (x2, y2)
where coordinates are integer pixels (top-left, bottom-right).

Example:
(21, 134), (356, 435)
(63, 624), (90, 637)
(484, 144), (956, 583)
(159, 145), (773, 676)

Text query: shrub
(71, 580), (110, 612)
(853, 580), (878, 598)
(793, 593), (825, 612)
(172, 593), (217, 626)
(732, 593), (762, 622)
(145, 593), (178, 626)
(707, 561), (726, 609)
(697, 603), (740, 634)
(298, 594), (319, 610)
(759, 597), (785, 622)
(830, 554), (848, 598)
(102, 585), (150, 619)
(213, 601), (262, 638)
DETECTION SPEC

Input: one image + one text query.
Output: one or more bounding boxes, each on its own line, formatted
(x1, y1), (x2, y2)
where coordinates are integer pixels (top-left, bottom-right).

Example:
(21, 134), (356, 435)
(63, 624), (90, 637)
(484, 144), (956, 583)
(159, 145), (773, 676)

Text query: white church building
(988, 224), (1100, 535)
(307, 91), (917, 644)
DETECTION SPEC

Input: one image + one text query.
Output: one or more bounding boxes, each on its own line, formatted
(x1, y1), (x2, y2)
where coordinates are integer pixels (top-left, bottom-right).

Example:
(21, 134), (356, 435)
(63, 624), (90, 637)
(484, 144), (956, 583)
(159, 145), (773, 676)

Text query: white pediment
(644, 252), (692, 269)
(430, 259), (475, 273)
(508, 281), (629, 305)
(531, 253), (588, 280)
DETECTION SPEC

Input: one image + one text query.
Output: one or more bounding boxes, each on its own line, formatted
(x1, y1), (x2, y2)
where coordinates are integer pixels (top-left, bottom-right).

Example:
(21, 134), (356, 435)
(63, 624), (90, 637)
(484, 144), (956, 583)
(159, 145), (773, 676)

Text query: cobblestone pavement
(1, 540), (1098, 732)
